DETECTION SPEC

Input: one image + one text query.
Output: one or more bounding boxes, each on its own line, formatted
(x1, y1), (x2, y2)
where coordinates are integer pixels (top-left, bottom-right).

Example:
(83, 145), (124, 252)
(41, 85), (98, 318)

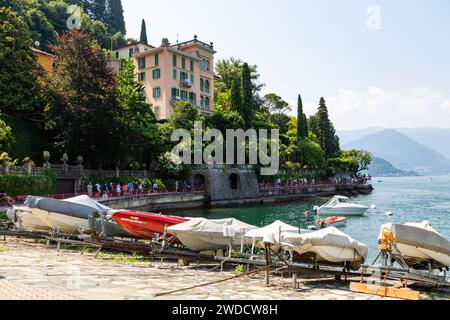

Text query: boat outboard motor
(313, 206), (319, 215)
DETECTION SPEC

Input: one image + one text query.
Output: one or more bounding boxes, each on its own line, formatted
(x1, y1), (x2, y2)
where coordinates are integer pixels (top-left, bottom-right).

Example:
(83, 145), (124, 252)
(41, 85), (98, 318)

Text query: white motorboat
(6, 203), (51, 232)
(281, 227), (369, 270)
(167, 218), (257, 252)
(316, 196), (368, 216)
(379, 221), (450, 270)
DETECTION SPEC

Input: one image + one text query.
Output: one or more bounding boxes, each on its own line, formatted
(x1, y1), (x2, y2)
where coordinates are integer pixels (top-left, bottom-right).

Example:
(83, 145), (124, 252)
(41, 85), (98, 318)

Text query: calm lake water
(174, 176), (450, 262)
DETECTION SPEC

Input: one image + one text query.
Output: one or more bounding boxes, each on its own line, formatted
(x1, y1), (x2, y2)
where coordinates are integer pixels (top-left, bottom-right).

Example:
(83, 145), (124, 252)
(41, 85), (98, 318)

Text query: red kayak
(316, 216), (347, 228)
(112, 210), (188, 240)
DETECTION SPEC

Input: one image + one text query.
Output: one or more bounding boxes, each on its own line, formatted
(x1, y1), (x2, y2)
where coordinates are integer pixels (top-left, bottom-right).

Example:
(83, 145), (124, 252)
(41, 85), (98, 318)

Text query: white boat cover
(281, 227), (368, 263)
(245, 220), (300, 245)
(379, 222), (450, 257)
(168, 218), (256, 235)
(24, 196), (102, 220)
(63, 195), (111, 214)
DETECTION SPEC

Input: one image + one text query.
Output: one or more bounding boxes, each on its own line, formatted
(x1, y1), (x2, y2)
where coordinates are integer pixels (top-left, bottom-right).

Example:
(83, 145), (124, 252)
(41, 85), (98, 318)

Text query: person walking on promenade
(153, 181), (159, 194)
(115, 183), (121, 196)
(87, 182), (93, 196)
(175, 180), (179, 193)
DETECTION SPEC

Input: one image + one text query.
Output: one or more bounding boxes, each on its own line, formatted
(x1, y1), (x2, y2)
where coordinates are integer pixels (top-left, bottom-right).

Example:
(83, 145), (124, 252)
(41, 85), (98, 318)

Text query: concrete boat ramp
(0, 237), (404, 301)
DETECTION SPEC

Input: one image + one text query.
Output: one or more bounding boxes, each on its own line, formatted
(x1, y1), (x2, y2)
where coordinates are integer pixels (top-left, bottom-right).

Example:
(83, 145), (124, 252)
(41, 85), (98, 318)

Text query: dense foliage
(0, 171), (55, 196)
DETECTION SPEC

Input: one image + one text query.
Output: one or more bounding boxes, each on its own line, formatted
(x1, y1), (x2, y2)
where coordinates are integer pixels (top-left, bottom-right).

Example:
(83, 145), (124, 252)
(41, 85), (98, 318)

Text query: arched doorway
(229, 173), (240, 190)
(193, 174), (206, 191)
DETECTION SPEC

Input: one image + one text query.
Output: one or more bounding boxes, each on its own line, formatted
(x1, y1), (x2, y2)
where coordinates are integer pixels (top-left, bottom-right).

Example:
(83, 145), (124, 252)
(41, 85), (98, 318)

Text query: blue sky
(122, 0), (450, 129)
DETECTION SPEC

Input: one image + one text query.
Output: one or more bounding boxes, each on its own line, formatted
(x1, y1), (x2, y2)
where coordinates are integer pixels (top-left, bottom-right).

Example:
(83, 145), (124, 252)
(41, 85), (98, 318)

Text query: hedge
(0, 172), (56, 196)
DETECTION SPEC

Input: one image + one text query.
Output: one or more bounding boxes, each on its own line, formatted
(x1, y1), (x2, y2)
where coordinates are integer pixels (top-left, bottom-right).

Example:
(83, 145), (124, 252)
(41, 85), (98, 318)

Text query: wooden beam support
(350, 282), (421, 300)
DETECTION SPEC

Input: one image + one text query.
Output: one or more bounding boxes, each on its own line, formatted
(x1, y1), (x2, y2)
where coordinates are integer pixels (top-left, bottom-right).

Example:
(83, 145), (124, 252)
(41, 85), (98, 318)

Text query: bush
(0, 171), (55, 196)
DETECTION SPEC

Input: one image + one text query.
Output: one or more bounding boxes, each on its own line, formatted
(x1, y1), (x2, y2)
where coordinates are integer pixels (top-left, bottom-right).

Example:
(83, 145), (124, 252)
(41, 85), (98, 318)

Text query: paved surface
(0, 237), (437, 300)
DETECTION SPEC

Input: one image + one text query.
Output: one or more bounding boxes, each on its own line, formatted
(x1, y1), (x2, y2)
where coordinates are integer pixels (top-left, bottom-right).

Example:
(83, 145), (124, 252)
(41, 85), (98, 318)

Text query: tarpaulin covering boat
(378, 221), (450, 269)
(281, 227), (368, 270)
(112, 210), (188, 240)
(167, 218), (257, 252)
(8, 195), (130, 236)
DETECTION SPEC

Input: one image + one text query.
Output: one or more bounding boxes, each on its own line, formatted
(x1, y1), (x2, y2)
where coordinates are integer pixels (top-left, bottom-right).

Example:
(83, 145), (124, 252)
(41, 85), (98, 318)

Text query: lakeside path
(0, 237), (416, 300)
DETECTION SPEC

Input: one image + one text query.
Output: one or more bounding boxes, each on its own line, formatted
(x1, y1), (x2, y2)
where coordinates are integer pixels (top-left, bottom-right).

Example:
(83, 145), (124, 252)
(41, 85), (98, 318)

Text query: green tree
(297, 94), (308, 140)
(0, 7), (41, 114)
(41, 29), (129, 168)
(117, 59), (158, 143)
(262, 93), (290, 114)
(169, 102), (200, 131)
(297, 139), (326, 169)
(241, 63), (254, 128)
(214, 58), (263, 95)
(315, 97), (340, 158)
(0, 119), (13, 152)
(106, 0), (126, 35)
(230, 78), (242, 115)
(140, 19), (148, 44)
(90, 0), (107, 22)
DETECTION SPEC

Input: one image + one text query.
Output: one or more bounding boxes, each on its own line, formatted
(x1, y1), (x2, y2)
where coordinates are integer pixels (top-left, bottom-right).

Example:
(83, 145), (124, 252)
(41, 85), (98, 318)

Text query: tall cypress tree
(106, 0), (126, 35)
(91, 0), (107, 23)
(241, 63), (253, 128)
(140, 19), (148, 44)
(230, 78), (242, 115)
(297, 94), (308, 140)
(317, 97), (340, 158)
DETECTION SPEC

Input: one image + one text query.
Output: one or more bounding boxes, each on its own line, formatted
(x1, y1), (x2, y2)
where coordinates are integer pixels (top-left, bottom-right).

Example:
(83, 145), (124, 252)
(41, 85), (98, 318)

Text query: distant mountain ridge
(345, 129), (450, 175)
(338, 127), (450, 159)
(368, 157), (419, 177)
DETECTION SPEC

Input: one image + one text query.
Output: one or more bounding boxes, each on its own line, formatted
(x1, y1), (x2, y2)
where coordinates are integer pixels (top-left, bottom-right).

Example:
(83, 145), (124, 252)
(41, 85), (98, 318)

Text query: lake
(174, 176), (450, 262)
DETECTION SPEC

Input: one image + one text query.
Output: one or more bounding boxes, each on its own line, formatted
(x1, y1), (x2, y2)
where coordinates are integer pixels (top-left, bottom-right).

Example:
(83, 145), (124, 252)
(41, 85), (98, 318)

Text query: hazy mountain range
(339, 128), (450, 176)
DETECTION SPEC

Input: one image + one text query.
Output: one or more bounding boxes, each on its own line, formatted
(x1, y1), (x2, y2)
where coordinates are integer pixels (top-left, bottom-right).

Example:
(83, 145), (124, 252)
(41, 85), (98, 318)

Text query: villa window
(155, 54), (159, 66)
(182, 57), (186, 69)
(138, 57), (146, 69)
(138, 72), (146, 81)
(190, 60), (194, 72)
(129, 48), (134, 58)
(200, 79), (204, 92)
(204, 80), (210, 93)
(173, 54), (177, 67)
(189, 92), (196, 104)
(180, 90), (189, 101)
(205, 97), (210, 109)
(180, 71), (188, 82)
(173, 69), (177, 80)
(171, 87), (180, 99)
(152, 68), (161, 79)
(190, 73), (194, 85)
(153, 87), (161, 98)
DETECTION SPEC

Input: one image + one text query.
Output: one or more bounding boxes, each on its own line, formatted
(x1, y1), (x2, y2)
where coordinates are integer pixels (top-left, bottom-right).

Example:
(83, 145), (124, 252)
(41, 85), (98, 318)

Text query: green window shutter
(153, 87), (161, 98)
(190, 60), (194, 72)
(138, 72), (146, 81)
(173, 54), (177, 66)
(173, 69), (177, 80)
(155, 54), (159, 66)
(182, 57), (186, 69)
(190, 74), (194, 84)
(153, 68), (160, 79)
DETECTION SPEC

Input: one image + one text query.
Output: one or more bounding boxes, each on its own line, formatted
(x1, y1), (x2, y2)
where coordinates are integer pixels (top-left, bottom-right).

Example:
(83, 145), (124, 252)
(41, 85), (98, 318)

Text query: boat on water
(112, 210), (188, 240)
(316, 196), (368, 216)
(379, 221), (450, 270)
(167, 218), (257, 252)
(316, 216), (347, 229)
(281, 227), (368, 270)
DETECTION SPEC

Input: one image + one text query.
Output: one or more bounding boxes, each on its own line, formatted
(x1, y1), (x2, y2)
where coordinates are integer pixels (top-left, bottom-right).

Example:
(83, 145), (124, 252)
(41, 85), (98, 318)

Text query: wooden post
(264, 243), (270, 287)
(292, 273), (298, 289)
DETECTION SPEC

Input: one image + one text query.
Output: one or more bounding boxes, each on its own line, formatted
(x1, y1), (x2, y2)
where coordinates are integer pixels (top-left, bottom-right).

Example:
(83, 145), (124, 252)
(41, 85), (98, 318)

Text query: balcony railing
(180, 79), (193, 87)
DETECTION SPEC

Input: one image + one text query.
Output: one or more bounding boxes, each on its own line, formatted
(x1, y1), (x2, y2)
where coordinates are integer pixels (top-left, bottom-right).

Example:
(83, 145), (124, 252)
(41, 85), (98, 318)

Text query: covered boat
(245, 220), (306, 252)
(112, 210), (188, 240)
(9, 195), (130, 236)
(378, 221), (450, 270)
(317, 196), (368, 216)
(167, 218), (257, 252)
(281, 227), (368, 270)
(6, 201), (50, 232)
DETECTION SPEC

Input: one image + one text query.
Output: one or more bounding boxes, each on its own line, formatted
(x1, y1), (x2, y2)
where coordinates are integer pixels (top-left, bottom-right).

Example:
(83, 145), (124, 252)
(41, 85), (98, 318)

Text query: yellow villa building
(114, 35), (216, 120)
